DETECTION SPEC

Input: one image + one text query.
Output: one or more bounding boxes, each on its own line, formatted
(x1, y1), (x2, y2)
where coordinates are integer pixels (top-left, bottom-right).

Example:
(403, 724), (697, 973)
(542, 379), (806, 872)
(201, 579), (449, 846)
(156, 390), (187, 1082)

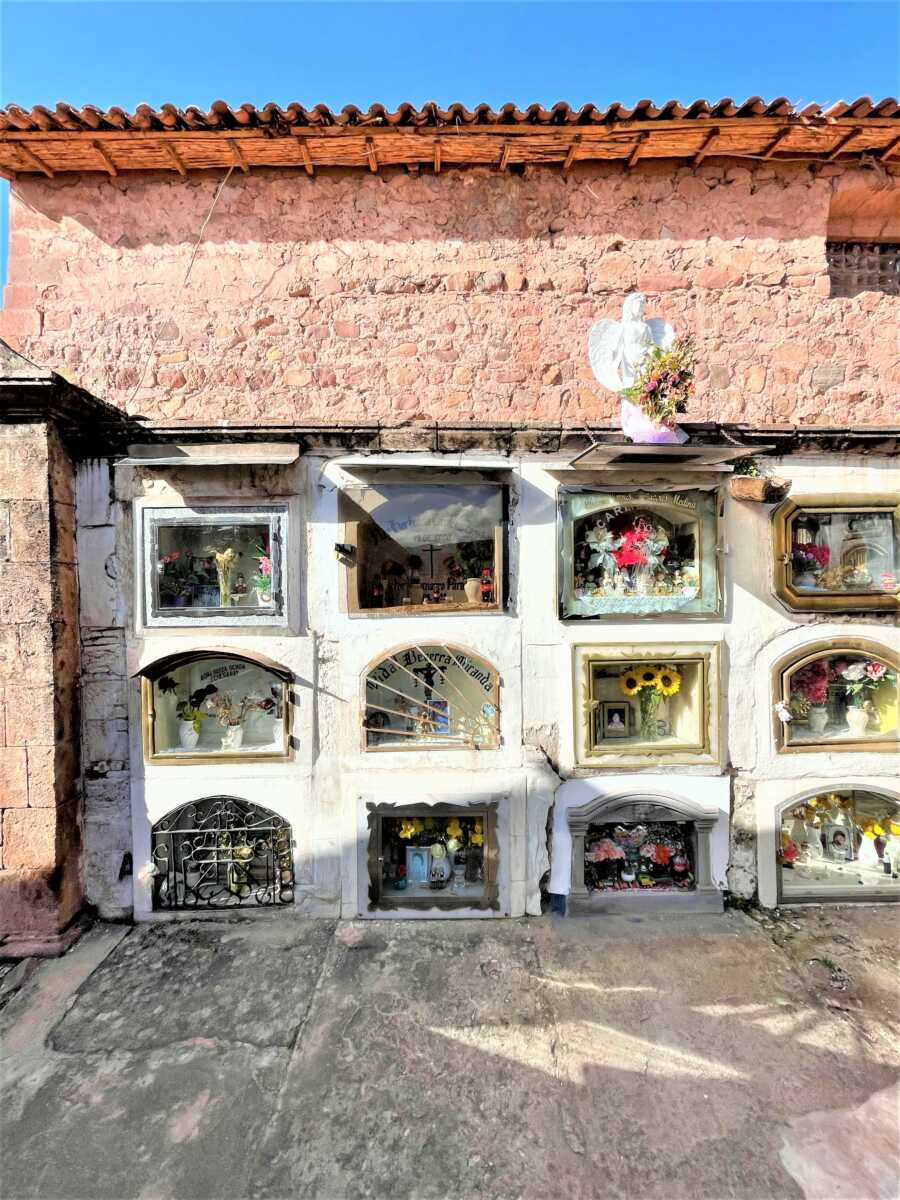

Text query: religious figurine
(588, 292), (688, 445)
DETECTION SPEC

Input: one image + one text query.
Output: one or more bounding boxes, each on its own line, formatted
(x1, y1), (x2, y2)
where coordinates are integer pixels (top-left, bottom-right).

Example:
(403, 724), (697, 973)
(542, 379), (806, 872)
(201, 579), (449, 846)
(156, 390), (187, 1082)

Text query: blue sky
(1, 0), (898, 285)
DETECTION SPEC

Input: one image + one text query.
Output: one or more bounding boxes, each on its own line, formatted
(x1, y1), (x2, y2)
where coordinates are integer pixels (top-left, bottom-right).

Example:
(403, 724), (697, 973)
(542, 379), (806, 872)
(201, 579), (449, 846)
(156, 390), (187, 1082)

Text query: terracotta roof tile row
(1, 96), (898, 133)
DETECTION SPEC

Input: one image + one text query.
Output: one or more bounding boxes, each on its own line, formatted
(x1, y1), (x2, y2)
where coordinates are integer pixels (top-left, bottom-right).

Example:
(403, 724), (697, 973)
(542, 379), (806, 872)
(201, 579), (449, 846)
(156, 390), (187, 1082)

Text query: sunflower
(620, 670), (643, 697)
(639, 667), (659, 688)
(655, 666), (682, 697)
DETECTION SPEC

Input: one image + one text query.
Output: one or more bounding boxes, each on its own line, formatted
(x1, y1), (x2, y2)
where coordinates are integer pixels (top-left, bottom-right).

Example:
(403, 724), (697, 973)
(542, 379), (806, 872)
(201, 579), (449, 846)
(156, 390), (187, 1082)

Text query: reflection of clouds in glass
(382, 500), (498, 549)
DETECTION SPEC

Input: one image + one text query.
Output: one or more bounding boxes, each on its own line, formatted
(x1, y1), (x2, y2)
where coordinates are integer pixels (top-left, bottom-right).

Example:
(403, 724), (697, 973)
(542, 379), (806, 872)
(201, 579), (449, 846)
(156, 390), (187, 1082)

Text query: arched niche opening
(137, 649), (293, 762)
(773, 639), (898, 752)
(151, 795), (294, 909)
(777, 787), (900, 903)
(363, 644), (500, 751)
(567, 791), (719, 906)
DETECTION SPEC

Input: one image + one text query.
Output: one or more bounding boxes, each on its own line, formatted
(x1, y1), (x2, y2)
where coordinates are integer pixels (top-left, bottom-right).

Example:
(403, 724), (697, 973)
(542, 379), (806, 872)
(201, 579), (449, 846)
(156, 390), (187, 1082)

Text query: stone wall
(1, 162), (897, 428)
(0, 422), (82, 938)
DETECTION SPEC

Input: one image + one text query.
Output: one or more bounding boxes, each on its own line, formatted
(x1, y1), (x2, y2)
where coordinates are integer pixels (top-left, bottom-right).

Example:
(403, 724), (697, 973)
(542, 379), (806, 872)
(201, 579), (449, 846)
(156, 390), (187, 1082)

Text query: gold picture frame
(773, 495), (900, 613)
(572, 642), (721, 768)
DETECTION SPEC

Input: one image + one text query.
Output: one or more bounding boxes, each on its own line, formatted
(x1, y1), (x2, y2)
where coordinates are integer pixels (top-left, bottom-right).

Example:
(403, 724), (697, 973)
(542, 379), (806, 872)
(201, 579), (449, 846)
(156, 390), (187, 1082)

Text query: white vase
(464, 578), (481, 604)
(807, 706), (828, 735)
(256, 587), (273, 606)
(178, 721), (200, 751)
(845, 706), (870, 737)
(222, 724), (244, 751)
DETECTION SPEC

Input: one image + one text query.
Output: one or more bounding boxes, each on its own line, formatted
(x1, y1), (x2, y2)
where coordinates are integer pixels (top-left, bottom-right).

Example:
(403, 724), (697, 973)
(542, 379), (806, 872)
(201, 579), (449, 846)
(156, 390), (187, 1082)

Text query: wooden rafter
(563, 135), (582, 172)
(161, 141), (188, 176)
(761, 127), (793, 158)
(91, 139), (118, 176)
(228, 139), (249, 173)
(365, 137), (378, 173)
(692, 126), (721, 164)
(433, 139), (442, 173)
(296, 138), (314, 176)
(880, 134), (900, 160)
(626, 132), (648, 168)
(825, 127), (864, 160)
(11, 141), (54, 177)
(498, 140), (512, 171)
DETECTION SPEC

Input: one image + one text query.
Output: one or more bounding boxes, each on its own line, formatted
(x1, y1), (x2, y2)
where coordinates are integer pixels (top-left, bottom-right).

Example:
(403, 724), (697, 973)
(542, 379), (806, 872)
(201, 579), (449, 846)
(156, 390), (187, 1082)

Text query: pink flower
(865, 661), (887, 682)
(258, 556), (271, 577)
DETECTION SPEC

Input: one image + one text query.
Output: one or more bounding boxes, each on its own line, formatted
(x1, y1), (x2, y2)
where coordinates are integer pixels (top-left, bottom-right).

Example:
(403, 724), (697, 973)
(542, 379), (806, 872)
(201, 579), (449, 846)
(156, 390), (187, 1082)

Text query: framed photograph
(405, 846), (432, 886)
(824, 823), (854, 862)
(600, 701), (631, 739)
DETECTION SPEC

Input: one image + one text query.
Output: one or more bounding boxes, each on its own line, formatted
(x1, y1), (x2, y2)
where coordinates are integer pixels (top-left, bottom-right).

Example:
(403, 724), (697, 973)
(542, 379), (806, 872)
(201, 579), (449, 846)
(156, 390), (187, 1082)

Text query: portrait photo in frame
(600, 701), (631, 739)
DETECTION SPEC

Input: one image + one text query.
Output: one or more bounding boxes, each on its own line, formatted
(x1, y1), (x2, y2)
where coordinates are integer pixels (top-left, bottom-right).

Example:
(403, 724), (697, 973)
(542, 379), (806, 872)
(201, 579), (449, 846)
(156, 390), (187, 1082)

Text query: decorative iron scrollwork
(151, 795), (294, 910)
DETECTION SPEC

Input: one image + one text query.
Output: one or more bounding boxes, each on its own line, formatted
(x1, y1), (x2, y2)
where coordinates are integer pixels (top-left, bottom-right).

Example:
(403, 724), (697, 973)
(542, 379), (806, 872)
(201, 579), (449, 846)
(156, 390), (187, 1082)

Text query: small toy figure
(232, 573), (248, 596)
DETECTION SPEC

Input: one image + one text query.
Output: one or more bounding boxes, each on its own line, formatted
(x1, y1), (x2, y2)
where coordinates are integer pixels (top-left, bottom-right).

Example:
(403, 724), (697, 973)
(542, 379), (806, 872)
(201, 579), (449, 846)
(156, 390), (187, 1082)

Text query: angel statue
(588, 292), (674, 393)
(588, 292), (687, 444)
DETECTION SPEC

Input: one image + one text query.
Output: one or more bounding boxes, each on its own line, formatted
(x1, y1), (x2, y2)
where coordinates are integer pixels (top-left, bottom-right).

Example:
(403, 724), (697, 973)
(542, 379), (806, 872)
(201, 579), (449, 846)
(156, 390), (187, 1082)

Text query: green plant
(622, 335), (696, 424)
(730, 455), (761, 477)
(175, 700), (206, 733)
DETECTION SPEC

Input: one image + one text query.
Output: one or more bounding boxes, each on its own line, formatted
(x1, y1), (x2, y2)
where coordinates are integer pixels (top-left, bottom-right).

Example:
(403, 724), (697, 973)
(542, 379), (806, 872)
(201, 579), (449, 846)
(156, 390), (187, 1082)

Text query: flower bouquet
(789, 660), (830, 733)
(253, 543), (274, 605)
(620, 336), (695, 445)
(832, 658), (897, 736)
(619, 664), (682, 740)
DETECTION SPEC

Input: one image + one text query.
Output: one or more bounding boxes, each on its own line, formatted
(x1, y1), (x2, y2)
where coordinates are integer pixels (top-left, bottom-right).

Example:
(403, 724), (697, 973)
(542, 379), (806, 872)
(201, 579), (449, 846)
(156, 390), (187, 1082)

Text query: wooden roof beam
(433, 139), (442, 173)
(880, 134), (900, 161)
(0, 164), (17, 182)
(693, 126), (721, 164)
(12, 141), (54, 177)
(365, 137), (378, 173)
(296, 138), (314, 176)
(825, 127), (864, 160)
(161, 141), (188, 176)
(228, 139), (249, 173)
(563, 135), (582, 173)
(761, 127), (793, 158)
(91, 139), (119, 176)
(498, 140), (512, 171)
(626, 132), (648, 168)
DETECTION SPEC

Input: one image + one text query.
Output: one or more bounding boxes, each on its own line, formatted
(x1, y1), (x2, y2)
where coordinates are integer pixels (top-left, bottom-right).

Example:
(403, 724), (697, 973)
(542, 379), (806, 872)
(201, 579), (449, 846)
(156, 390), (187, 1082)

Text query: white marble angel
(588, 292), (675, 394)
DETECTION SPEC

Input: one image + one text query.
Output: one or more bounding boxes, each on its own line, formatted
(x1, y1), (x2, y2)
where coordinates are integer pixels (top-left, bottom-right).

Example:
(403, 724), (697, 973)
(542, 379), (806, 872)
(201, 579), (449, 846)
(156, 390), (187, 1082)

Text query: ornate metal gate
(151, 796), (294, 909)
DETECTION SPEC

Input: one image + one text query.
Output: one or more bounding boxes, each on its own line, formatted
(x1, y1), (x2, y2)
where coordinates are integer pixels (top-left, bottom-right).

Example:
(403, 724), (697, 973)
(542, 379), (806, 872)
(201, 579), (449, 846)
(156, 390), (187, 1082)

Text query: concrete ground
(1, 906), (898, 1200)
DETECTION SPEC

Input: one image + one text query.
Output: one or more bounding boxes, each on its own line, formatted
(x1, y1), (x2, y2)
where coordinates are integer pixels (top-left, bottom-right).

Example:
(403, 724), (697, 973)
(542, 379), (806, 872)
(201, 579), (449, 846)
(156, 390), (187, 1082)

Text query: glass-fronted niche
(778, 647), (898, 751)
(779, 790), (900, 901)
(366, 803), (498, 911)
(339, 482), (504, 614)
(142, 505), (288, 626)
(574, 643), (719, 766)
(774, 497), (899, 613)
(559, 488), (720, 619)
(142, 653), (291, 762)
(364, 645), (500, 750)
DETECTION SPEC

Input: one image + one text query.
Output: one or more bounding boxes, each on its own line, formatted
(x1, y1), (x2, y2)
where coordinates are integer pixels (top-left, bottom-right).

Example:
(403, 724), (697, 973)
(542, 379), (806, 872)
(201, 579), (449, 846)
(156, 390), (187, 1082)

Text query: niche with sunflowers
(573, 643), (722, 768)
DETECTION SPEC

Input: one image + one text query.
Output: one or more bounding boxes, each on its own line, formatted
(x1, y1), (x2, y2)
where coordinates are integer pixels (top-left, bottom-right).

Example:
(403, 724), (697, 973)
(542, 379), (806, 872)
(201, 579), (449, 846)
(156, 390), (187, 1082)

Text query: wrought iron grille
(151, 796), (294, 909)
(826, 241), (900, 298)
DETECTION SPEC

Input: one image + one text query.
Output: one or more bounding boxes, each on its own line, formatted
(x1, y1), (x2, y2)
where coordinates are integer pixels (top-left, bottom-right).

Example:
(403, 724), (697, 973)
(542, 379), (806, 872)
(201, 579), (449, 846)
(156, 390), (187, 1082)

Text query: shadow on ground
(1, 908), (898, 1200)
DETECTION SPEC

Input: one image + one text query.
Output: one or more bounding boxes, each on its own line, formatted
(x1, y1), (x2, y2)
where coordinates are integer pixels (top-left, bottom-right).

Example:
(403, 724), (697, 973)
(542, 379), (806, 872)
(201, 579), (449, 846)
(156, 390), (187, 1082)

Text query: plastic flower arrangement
(836, 659), (896, 708)
(789, 660), (830, 712)
(398, 818), (425, 840)
(445, 818), (464, 840)
(621, 335), (696, 426)
(253, 541), (273, 601)
(470, 821), (484, 847)
(791, 542), (831, 572)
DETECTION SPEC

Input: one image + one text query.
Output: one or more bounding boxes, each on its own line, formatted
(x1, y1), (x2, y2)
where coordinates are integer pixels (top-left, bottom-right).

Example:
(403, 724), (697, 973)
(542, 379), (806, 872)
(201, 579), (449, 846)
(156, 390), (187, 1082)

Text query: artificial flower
(398, 821), (418, 840)
(873, 823), (886, 837)
(655, 667), (682, 697)
(470, 821), (484, 847)
(865, 661), (887, 682)
(840, 662), (867, 682)
(446, 818), (463, 840)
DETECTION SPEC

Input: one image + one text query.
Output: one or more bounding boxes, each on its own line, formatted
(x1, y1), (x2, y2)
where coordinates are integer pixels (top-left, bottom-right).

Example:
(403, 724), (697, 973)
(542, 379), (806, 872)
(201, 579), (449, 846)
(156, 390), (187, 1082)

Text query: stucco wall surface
(1, 163), (898, 427)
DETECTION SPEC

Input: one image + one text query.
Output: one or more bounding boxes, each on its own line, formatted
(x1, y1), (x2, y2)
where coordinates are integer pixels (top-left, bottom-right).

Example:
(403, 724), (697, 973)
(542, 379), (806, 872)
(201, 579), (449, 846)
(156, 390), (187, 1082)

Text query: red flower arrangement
(611, 526), (649, 569)
(790, 660), (829, 706)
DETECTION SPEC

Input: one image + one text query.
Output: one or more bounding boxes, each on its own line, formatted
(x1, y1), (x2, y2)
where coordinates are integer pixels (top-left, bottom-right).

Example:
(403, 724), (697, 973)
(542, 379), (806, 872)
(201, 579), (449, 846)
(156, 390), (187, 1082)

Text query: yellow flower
(873, 823), (886, 837)
(620, 670), (642, 697)
(446, 818), (463, 839)
(655, 666), (682, 697)
(471, 820), (484, 847)
(398, 821), (418, 840)
(890, 822), (900, 836)
(638, 667), (659, 688)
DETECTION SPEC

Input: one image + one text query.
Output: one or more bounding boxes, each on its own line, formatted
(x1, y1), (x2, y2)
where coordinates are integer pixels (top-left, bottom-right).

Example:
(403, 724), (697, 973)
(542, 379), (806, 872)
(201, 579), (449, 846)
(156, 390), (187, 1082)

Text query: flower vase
(464, 578), (481, 604)
(639, 689), (662, 740)
(178, 721), (200, 751)
(255, 588), (273, 606)
(845, 706), (870, 737)
(620, 398), (688, 446)
(221, 724), (244, 751)
(807, 706), (828, 735)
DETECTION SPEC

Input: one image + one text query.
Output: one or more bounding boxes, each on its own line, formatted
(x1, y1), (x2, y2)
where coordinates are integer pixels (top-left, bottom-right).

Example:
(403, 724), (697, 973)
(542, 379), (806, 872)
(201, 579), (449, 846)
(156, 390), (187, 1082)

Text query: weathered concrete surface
(1, 909), (898, 1200)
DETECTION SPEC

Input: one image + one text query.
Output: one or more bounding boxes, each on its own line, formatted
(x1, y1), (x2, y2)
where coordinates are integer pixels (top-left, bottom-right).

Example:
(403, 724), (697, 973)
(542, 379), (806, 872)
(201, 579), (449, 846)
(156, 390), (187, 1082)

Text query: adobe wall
(0, 422), (82, 939)
(0, 162), (897, 428)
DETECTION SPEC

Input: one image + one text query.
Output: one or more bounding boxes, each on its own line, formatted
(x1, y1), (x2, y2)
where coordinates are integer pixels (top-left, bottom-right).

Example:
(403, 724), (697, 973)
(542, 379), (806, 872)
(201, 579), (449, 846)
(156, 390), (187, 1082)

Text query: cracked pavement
(1, 908), (898, 1200)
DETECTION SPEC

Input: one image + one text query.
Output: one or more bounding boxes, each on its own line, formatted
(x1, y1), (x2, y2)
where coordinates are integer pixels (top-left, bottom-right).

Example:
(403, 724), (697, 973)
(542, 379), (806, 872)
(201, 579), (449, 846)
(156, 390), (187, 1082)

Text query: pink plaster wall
(1, 160), (898, 427)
